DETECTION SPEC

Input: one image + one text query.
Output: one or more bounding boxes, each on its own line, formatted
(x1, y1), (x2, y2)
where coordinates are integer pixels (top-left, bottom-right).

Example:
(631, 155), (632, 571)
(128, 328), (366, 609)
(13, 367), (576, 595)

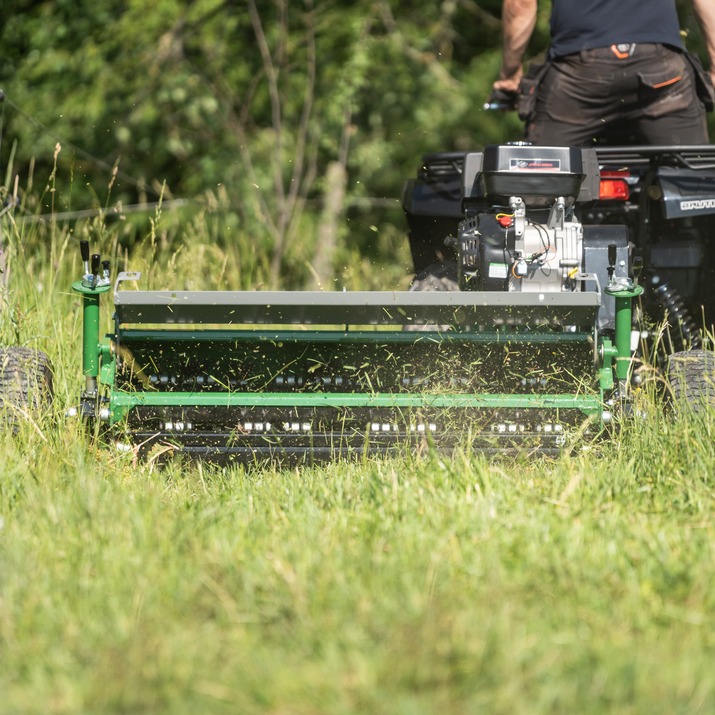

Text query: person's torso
(549, 0), (683, 58)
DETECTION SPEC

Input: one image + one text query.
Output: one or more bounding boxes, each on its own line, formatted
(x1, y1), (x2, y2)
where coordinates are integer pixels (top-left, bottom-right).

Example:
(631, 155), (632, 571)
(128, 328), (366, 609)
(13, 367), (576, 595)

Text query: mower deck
(74, 281), (610, 462)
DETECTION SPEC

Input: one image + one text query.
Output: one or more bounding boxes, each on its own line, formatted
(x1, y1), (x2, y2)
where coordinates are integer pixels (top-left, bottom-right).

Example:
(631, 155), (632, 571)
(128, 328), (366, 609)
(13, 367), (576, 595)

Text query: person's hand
(493, 64), (524, 95)
(484, 88), (518, 111)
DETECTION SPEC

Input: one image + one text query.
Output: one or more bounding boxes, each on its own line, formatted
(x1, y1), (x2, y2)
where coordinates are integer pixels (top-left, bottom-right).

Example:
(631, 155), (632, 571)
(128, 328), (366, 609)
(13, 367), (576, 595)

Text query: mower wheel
(409, 261), (459, 292)
(0, 346), (54, 417)
(667, 349), (715, 411)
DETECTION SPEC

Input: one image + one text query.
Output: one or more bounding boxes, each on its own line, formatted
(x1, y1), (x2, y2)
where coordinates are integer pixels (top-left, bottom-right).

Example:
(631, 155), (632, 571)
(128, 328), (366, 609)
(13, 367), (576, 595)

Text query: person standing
(492, 0), (715, 145)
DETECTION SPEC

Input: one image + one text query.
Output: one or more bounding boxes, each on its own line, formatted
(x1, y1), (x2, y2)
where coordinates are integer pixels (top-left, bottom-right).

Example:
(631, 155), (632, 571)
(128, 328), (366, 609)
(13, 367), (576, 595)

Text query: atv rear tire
(667, 349), (715, 411)
(0, 346), (54, 416)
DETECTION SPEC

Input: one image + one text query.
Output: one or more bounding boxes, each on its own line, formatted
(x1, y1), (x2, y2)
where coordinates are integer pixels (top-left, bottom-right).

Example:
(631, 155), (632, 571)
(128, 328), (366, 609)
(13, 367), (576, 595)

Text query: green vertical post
(72, 282), (111, 390)
(605, 284), (643, 382)
(82, 291), (100, 378)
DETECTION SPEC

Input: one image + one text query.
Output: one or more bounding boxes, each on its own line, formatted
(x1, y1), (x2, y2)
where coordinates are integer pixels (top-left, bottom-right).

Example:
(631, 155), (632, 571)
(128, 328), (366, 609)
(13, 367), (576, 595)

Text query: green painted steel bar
(72, 281), (111, 379)
(108, 389), (603, 423)
(605, 284), (644, 381)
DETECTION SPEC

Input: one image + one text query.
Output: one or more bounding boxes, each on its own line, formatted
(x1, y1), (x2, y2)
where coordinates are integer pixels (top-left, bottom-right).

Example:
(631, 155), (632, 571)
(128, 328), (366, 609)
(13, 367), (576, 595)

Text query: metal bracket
(114, 271), (142, 298)
(509, 196), (526, 237)
(547, 196), (566, 231)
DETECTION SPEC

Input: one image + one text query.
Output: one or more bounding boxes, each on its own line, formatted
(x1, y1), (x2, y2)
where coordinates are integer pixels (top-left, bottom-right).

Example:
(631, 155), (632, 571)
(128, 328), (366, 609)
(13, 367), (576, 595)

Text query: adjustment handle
(608, 243), (617, 266)
(80, 240), (90, 262)
(607, 243), (618, 281)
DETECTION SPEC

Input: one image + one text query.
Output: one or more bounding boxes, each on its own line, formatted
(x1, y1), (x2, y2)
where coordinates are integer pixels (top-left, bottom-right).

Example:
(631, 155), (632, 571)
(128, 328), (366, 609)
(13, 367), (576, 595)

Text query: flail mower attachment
(71, 145), (645, 463)
(72, 251), (640, 464)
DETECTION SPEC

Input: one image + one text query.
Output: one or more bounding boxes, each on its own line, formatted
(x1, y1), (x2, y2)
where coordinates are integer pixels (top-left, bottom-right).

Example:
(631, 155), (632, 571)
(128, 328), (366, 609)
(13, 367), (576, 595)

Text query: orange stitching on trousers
(651, 75), (682, 89)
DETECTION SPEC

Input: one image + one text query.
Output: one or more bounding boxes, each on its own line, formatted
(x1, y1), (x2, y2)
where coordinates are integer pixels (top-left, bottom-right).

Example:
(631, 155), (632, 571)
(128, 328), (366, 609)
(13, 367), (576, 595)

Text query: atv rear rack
(594, 145), (715, 170)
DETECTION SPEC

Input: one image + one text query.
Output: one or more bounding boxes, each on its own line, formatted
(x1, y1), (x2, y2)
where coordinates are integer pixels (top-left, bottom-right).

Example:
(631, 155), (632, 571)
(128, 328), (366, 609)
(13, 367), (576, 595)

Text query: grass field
(1, 205), (715, 714)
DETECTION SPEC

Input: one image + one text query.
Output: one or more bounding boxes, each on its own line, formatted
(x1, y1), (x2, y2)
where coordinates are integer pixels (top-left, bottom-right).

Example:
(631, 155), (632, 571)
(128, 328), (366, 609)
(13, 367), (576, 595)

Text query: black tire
(0, 346), (54, 416)
(667, 349), (715, 411)
(405, 261), (459, 331)
(409, 261), (459, 292)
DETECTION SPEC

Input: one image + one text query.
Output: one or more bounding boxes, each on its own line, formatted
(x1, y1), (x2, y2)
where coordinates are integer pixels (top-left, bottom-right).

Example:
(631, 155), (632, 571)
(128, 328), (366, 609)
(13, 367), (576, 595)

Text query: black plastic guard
(657, 166), (715, 219)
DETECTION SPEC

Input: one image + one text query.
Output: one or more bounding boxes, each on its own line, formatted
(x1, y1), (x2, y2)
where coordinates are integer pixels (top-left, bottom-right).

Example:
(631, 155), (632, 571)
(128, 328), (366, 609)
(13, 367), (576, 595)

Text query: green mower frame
(72, 257), (641, 462)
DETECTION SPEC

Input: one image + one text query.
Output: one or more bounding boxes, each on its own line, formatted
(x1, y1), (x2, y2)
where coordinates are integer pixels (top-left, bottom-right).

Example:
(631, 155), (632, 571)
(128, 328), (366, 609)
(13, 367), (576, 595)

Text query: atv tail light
(599, 171), (630, 201)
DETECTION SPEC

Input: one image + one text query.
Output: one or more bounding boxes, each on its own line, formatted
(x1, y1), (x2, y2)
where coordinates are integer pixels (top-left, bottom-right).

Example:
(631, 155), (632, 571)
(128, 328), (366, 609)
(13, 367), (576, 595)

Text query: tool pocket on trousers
(517, 61), (550, 121)
(638, 52), (692, 117)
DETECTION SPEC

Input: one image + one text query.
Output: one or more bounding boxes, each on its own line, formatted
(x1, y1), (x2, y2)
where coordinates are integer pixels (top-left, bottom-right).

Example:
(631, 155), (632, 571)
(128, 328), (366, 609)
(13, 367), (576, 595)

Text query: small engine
(460, 194), (588, 293)
(459, 144), (601, 293)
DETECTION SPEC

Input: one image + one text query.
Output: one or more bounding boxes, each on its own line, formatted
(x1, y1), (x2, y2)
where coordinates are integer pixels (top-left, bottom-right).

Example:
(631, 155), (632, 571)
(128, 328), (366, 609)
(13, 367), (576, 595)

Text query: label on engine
(509, 158), (562, 171)
(489, 263), (509, 279)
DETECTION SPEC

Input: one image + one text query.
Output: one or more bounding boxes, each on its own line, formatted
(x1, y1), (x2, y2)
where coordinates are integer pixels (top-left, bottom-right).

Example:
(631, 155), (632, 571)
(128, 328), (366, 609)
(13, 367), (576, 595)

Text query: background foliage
(1, 0), (712, 287)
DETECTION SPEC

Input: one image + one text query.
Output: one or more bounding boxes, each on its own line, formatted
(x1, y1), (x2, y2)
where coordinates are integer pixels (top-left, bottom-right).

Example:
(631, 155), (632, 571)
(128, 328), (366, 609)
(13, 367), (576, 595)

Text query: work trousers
(526, 43), (710, 146)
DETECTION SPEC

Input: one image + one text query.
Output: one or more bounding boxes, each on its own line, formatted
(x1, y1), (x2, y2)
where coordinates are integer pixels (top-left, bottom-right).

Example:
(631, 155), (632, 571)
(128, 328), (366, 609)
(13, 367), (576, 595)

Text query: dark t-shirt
(549, 0), (684, 58)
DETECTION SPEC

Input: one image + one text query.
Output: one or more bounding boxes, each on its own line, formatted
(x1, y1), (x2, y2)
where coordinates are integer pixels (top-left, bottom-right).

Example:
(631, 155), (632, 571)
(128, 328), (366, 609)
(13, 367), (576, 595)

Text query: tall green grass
(1, 192), (715, 714)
